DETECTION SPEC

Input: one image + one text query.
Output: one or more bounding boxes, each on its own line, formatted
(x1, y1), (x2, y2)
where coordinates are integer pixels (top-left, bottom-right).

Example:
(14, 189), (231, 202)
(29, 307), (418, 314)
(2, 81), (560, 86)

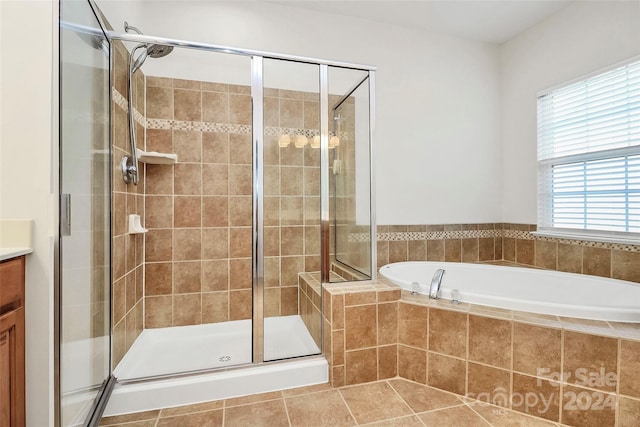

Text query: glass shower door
(261, 59), (323, 361)
(59, 0), (112, 425)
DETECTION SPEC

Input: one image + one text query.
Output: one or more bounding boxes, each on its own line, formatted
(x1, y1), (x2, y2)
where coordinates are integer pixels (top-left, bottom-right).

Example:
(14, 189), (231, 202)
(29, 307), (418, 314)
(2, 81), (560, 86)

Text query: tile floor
(100, 378), (563, 427)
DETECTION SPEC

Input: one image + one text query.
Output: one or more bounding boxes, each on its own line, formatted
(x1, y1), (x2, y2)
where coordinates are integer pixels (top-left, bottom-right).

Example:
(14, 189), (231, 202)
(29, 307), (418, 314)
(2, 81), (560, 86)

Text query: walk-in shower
(58, 0), (375, 423)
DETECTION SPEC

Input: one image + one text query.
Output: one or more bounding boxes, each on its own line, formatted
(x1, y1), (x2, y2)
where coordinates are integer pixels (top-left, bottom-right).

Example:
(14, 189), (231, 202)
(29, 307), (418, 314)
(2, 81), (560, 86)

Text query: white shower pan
(105, 315), (327, 415)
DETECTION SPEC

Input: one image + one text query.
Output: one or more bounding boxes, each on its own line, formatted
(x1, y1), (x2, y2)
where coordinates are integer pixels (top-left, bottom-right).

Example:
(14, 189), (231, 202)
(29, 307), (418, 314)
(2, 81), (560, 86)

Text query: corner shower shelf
(128, 214), (148, 234)
(136, 148), (177, 165)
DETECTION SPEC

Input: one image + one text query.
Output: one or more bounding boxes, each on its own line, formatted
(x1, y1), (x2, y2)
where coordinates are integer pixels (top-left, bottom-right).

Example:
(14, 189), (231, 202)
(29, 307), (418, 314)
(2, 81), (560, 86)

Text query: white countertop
(0, 247), (33, 262)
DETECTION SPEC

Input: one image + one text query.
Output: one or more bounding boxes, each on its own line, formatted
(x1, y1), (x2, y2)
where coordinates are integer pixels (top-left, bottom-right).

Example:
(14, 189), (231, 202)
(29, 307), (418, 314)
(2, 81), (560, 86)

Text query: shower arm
(122, 44), (146, 185)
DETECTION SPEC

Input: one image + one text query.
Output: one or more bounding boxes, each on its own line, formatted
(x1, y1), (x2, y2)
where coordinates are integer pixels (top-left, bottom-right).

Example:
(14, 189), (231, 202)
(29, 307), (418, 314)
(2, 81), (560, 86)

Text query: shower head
(130, 43), (173, 74)
(147, 44), (174, 58)
(125, 21), (174, 74)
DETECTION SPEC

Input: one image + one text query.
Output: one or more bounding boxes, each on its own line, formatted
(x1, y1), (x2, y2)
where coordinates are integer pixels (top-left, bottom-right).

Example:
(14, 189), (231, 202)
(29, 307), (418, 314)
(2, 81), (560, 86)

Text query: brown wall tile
(202, 164), (228, 195)
(467, 363), (510, 406)
(516, 239), (534, 265)
(345, 348), (378, 385)
(280, 286), (298, 316)
(145, 229), (172, 262)
(429, 308), (467, 358)
(461, 238), (478, 262)
(174, 164), (202, 195)
(612, 250), (640, 282)
(502, 237), (515, 262)
(619, 396), (640, 427)
(202, 132), (229, 164)
(345, 305), (377, 350)
(398, 303), (428, 349)
(561, 385), (616, 427)
(513, 323), (561, 377)
(427, 352), (465, 395)
(377, 303), (398, 345)
(229, 289), (251, 320)
(512, 374), (560, 422)
(468, 315), (511, 368)
(173, 293), (202, 326)
(478, 238), (495, 261)
(202, 292), (229, 323)
(535, 240), (557, 270)
(620, 339), (640, 398)
(174, 196), (201, 228)
(146, 196), (173, 229)
(173, 261), (201, 294)
(408, 241), (427, 261)
(147, 86), (173, 119)
(444, 239), (461, 262)
(389, 241), (408, 263)
(558, 243), (582, 274)
(145, 295), (172, 328)
(583, 247), (611, 278)
(378, 345), (398, 380)
(398, 345), (426, 384)
(563, 332), (618, 392)
(202, 91), (229, 123)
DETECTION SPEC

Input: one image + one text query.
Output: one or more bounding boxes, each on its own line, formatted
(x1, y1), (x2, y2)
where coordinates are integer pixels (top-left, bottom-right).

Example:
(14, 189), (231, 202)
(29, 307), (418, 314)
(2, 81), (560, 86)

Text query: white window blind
(537, 58), (640, 239)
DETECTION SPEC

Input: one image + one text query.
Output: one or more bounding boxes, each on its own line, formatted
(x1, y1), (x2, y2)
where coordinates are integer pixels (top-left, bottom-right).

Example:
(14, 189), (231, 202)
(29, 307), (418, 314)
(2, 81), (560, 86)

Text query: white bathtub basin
(380, 261), (640, 323)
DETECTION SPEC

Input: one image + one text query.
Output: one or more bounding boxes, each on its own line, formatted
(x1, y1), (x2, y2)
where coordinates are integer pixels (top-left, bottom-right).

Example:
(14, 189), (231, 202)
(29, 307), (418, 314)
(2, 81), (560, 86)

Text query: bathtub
(379, 261), (640, 323)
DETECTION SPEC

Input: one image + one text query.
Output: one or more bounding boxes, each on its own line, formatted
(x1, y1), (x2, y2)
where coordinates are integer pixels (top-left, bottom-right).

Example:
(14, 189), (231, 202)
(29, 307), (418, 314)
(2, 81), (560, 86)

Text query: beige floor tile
(99, 410), (159, 426)
(469, 402), (558, 426)
(99, 421), (156, 427)
(361, 415), (425, 426)
(159, 400), (224, 417)
(224, 399), (290, 427)
(285, 390), (355, 426)
(280, 382), (334, 398)
(418, 405), (490, 426)
(156, 409), (223, 427)
(388, 378), (463, 412)
(339, 381), (413, 424)
(224, 390), (283, 407)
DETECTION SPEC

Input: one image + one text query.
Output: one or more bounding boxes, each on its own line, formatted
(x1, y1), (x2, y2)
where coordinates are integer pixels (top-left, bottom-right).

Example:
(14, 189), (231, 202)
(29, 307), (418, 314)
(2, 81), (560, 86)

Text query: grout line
(336, 387), (360, 425)
(281, 396), (293, 427)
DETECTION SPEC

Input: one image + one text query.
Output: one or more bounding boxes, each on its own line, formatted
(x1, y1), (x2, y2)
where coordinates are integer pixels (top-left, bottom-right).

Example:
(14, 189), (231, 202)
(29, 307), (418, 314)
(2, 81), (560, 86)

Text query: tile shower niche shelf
(136, 148), (177, 164)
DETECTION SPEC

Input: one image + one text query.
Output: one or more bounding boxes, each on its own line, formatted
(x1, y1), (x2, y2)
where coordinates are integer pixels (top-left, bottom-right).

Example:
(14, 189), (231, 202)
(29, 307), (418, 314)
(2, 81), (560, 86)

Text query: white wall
(97, 0), (504, 225)
(0, 1), (56, 426)
(500, 0), (640, 224)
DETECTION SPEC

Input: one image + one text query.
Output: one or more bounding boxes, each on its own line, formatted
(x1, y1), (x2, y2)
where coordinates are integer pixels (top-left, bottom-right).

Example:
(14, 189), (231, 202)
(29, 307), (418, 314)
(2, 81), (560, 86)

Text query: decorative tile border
(348, 225), (640, 252)
(112, 88), (145, 127)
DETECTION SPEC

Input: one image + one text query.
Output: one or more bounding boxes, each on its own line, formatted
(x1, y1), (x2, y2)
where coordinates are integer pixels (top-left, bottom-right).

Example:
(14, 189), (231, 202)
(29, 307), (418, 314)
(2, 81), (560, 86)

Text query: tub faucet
(429, 269), (445, 299)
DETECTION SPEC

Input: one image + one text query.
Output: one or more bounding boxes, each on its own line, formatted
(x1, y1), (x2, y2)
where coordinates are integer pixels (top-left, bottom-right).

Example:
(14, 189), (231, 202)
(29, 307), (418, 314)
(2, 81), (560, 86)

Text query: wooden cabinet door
(0, 308), (25, 427)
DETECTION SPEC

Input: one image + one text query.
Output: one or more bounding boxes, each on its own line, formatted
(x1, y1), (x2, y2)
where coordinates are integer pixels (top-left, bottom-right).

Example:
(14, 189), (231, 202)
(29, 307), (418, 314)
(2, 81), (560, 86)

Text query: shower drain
(218, 355), (232, 362)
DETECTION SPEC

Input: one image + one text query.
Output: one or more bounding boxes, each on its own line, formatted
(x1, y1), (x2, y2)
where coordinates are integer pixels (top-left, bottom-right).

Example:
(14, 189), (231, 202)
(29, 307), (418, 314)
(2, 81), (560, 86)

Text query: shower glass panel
(328, 67), (372, 282)
(262, 59), (323, 361)
(59, 0), (112, 424)
(111, 45), (257, 380)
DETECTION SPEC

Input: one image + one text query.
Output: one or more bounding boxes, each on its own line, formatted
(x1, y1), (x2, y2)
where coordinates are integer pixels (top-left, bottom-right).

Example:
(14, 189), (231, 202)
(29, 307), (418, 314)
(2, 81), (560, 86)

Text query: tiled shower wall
(376, 223), (640, 283)
(111, 41), (145, 366)
(142, 76), (324, 327)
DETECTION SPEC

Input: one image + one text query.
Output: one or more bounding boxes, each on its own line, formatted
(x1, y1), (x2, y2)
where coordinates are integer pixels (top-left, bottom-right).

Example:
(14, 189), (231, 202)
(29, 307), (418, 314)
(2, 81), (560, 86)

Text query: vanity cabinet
(0, 256), (25, 427)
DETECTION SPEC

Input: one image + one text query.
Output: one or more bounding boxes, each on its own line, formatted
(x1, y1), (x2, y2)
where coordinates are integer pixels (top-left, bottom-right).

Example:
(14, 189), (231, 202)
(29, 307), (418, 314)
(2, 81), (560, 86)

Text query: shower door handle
(61, 193), (71, 236)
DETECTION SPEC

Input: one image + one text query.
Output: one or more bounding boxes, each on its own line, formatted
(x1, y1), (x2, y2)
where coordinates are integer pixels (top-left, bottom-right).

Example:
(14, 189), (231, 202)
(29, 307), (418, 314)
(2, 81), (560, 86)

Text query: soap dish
(136, 148), (177, 164)
(128, 214), (148, 234)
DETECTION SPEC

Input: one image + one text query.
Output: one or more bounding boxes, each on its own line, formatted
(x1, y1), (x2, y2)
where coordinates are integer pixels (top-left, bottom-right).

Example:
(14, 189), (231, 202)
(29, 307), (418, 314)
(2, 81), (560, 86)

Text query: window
(537, 58), (640, 242)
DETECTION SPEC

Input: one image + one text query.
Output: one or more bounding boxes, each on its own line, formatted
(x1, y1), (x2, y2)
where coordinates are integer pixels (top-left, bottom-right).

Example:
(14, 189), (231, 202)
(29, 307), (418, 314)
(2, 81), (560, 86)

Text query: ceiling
(273, 0), (574, 44)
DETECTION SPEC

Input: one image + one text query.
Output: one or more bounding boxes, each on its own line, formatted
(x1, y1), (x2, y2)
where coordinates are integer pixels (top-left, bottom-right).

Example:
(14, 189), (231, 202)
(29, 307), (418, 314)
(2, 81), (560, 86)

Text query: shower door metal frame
(103, 29), (377, 368)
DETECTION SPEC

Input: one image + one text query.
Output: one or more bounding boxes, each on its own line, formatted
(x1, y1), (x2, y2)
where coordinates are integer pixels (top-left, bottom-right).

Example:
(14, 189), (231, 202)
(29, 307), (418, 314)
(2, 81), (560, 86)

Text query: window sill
(531, 230), (640, 246)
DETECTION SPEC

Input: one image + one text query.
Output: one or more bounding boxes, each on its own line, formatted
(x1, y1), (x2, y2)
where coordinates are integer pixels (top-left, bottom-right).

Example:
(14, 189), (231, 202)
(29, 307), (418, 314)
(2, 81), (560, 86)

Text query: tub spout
(429, 269), (445, 299)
